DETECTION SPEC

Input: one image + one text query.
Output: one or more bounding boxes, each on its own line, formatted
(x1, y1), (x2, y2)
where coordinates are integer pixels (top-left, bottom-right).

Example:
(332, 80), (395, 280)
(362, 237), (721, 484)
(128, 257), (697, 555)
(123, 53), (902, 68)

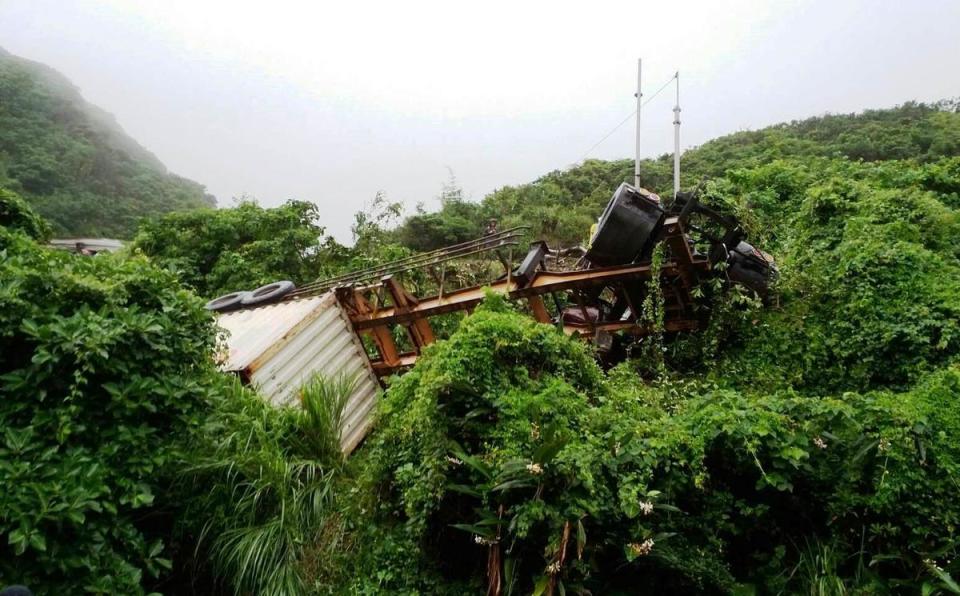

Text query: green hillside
(387, 101), (960, 396)
(0, 47), (214, 238)
(394, 100), (960, 249)
(3, 98), (960, 594)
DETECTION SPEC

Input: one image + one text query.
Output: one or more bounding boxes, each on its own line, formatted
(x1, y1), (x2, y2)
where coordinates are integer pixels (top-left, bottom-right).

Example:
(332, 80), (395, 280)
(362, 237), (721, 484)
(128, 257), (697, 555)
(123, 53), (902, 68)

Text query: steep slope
(681, 99), (960, 175)
(385, 100), (960, 395)
(394, 101), (960, 247)
(0, 47), (215, 238)
(318, 101), (960, 595)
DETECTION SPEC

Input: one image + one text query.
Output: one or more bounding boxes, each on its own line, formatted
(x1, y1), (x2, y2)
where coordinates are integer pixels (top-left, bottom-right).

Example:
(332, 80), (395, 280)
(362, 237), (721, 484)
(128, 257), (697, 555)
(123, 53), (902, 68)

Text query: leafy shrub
(649, 368), (960, 593)
(0, 186), (50, 240)
(180, 373), (357, 595)
(131, 199), (344, 298)
(334, 293), (960, 594)
(708, 159), (960, 393)
(5, 98), (960, 595)
(0, 228), (222, 593)
(397, 210), (479, 252)
(350, 296), (721, 594)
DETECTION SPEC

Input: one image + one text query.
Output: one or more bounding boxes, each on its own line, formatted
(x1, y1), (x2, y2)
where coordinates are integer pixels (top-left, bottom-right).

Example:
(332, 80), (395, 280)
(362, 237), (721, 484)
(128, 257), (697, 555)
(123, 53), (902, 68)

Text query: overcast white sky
(1, 0), (958, 239)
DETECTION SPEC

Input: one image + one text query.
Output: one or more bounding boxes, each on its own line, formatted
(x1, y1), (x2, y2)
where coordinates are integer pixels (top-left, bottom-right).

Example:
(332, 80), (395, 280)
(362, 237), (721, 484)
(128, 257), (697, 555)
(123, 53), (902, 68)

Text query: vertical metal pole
(634, 58), (642, 189)
(673, 71), (681, 197)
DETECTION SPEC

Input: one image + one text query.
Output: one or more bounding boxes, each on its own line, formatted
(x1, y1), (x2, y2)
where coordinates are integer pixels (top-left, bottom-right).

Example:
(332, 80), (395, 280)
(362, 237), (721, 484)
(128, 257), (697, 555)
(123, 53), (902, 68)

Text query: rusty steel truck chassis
(209, 183), (777, 378)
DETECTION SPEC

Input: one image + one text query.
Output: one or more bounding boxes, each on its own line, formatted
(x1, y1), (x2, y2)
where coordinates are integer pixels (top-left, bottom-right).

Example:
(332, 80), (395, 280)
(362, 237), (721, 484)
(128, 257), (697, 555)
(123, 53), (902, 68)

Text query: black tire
(240, 280), (296, 306)
(205, 291), (251, 312)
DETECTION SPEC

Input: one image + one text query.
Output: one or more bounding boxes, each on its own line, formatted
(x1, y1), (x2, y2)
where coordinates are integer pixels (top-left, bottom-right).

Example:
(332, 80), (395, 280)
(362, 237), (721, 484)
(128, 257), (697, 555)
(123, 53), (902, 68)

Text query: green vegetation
(391, 100), (960, 248)
(130, 199), (345, 298)
(326, 299), (960, 594)
(0, 220), (227, 593)
(397, 176), (484, 252)
(2, 100), (960, 594)
(705, 157), (960, 394)
(0, 187), (50, 241)
(0, 47), (214, 238)
(179, 373), (357, 595)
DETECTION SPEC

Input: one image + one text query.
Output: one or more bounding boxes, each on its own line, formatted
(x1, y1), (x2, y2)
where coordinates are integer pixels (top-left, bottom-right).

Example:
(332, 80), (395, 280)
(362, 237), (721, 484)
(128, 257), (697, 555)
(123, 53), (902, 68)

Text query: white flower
(446, 455), (463, 466)
(878, 438), (891, 452)
(474, 535), (495, 546)
(813, 436), (827, 450)
(638, 501), (654, 516)
(545, 561), (561, 574)
(628, 539), (655, 557)
(526, 462), (544, 475)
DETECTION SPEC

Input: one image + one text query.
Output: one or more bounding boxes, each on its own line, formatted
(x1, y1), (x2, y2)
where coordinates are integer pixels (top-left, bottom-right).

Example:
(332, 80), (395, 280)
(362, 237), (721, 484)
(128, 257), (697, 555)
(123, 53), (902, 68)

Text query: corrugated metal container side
(216, 292), (380, 454)
(216, 296), (328, 373)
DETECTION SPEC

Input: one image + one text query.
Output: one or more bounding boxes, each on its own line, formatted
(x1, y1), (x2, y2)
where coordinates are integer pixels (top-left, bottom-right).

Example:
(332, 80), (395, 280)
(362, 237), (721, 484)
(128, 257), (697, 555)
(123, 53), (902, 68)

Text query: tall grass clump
(299, 372), (359, 468)
(182, 373), (358, 595)
(788, 538), (849, 596)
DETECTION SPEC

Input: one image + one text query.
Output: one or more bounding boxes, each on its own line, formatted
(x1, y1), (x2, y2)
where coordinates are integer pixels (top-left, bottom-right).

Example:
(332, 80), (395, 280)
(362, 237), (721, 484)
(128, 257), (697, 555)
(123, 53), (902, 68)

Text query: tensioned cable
(566, 72), (680, 250)
(578, 111), (637, 163)
(293, 226), (529, 295)
(643, 72), (678, 108)
(578, 72), (678, 162)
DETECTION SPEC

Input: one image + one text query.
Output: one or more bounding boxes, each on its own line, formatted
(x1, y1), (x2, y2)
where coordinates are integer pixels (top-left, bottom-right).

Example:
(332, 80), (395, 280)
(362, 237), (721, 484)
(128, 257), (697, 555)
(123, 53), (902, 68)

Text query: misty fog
(1, 0), (957, 240)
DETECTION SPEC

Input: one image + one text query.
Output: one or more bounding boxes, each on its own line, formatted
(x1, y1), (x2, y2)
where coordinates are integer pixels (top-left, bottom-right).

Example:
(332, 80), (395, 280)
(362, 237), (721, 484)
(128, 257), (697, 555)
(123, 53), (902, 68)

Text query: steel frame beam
(341, 217), (711, 377)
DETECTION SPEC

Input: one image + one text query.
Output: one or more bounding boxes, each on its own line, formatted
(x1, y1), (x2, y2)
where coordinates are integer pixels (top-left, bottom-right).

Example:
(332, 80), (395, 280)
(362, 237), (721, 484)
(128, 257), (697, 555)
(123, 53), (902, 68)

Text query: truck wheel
(205, 291), (251, 312)
(240, 280), (296, 306)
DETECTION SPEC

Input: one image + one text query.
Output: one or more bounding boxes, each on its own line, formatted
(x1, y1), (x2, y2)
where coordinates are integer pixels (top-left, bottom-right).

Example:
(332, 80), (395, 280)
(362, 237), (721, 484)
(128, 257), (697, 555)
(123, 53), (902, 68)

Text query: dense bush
(397, 209), (480, 252)
(346, 295), (612, 593)
(5, 99), (960, 595)
(131, 199), (345, 298)
(335, 297), (960, 594)
(177, 374), (358, 596)
(0, 227), (223, 593)
(0, 186), (50, 240)
(173, 102), (959, 594)
(700, 158), (960, 393)
(644, 368), (960, 593)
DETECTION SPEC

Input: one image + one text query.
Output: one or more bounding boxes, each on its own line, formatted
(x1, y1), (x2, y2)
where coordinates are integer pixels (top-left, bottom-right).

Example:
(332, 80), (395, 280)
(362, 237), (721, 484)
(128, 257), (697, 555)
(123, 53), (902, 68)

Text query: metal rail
(291, 227), (528, 297)
(342, 216), (717, 378)
(310, 188), (770, 380)
(346, 258), (707, 330)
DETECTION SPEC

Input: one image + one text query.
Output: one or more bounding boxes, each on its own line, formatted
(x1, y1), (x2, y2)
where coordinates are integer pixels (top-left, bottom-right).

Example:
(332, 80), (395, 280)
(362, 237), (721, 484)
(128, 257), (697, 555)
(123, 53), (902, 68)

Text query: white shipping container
(215, 291), (380, 454)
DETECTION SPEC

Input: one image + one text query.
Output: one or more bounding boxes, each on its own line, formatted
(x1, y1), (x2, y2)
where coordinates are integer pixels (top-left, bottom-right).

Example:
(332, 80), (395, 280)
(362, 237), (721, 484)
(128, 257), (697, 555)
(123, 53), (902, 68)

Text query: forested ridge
(0, 47), (214, 238)
(388, 99), (960, 251)
(2, 98), (960, 595)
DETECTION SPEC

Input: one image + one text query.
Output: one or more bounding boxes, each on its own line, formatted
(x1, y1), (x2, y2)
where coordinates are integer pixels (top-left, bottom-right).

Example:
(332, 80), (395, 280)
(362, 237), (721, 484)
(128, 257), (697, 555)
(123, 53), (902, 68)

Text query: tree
(0, 186), (50, 240)
(0, 227), (227, 593)
(394, 172), (483, 251)
(131, 199), (342, 298)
